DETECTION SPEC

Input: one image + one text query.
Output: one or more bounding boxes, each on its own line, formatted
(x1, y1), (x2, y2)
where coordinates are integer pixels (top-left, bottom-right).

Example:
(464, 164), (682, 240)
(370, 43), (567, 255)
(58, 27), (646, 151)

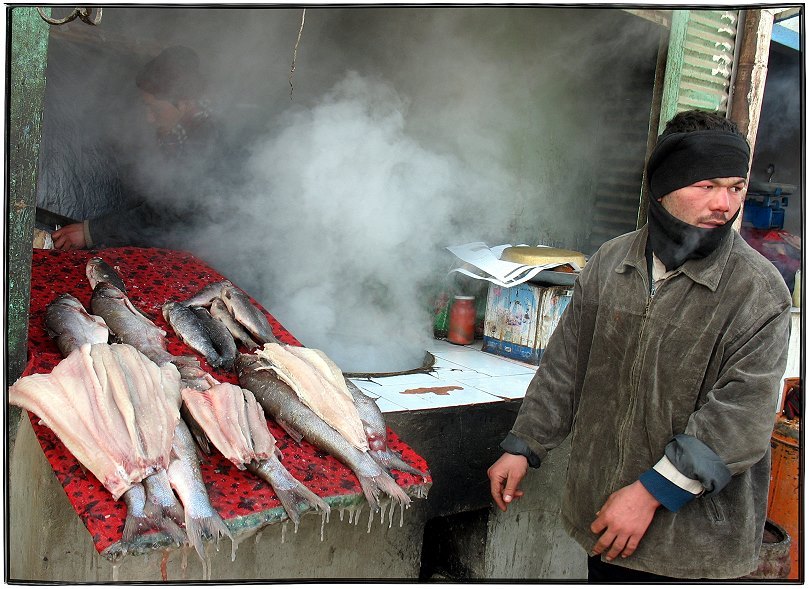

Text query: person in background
(53, 45), (225, 250)
(487, 109), (791, 581)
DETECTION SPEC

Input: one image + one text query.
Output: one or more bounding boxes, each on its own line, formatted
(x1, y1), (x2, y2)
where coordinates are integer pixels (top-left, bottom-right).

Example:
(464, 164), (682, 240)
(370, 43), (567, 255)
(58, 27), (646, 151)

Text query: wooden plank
(7, 6), (50, 446)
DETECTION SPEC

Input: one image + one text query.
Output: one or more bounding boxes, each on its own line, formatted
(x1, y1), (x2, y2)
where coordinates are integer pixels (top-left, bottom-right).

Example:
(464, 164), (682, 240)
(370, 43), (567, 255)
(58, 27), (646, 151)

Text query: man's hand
(487, 453), (528, 511)
(52, 223), (87, 250)
(590, 480), (661, 561)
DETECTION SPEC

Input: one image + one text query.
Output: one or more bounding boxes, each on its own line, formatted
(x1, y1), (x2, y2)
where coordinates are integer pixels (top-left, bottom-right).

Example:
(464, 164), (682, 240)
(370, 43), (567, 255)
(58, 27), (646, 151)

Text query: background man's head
(135, 46), (206, 132)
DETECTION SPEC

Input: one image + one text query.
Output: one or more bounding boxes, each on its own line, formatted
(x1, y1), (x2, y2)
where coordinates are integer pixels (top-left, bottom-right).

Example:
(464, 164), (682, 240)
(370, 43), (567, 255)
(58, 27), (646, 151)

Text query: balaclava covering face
(645, 130), (750, 269)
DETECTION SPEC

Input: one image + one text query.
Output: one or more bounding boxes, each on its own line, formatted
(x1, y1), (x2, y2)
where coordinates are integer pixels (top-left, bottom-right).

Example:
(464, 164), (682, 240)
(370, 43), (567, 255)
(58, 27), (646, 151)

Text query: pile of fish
(12, 256), (427, 562)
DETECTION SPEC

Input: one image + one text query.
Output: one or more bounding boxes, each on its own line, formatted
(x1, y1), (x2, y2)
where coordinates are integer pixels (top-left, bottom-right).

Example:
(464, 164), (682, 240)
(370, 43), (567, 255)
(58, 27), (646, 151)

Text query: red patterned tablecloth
(22, 247), (430, 559)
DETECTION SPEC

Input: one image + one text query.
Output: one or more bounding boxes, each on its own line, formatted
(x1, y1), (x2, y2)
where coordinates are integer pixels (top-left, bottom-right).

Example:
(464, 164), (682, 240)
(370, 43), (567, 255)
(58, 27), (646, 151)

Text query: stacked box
(482, 282), (573, 365)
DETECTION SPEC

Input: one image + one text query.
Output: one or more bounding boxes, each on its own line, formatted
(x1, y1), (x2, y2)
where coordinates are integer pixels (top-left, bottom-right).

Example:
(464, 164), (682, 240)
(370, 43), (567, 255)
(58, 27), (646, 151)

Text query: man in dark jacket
(487, 110), (792, 581)
(53, 45), (225, 250)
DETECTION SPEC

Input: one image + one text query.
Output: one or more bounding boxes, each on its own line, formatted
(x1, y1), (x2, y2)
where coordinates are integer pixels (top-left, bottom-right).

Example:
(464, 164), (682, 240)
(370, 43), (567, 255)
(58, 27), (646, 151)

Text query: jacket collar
(617, 225), (733, 292)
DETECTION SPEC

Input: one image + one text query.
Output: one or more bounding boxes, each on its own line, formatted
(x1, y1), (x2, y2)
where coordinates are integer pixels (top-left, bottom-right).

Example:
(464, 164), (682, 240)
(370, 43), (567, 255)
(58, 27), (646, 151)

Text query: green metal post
(7, 6), (50, 444)
(658, 9), (690, 134)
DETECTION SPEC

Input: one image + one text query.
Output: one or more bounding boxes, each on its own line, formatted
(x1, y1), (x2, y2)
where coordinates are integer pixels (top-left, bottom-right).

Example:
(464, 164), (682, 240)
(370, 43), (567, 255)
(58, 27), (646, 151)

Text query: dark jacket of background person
(86, 109), (226, 249)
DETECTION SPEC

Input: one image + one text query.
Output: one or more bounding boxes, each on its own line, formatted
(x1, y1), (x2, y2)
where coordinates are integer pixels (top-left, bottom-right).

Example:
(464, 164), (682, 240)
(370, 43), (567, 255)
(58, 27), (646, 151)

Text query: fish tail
(370, 449), (428, 479)
(156, 514), (187, 547)
(185, 512), (233, 562)
(122, 512), (153, 544)
(251, 458), (330, 525)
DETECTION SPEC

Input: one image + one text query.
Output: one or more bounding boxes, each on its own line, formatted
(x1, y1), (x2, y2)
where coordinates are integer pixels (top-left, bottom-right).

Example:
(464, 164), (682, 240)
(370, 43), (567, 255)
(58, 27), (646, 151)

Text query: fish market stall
(9, 247), (431, 581)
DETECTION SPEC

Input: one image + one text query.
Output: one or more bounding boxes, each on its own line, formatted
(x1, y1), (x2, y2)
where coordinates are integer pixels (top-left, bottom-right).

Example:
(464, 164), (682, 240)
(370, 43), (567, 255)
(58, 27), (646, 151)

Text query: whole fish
(181, 280), (232, 307)
(44, 293), (110, 356)
(142, 468), (186, 528)
(86, 257), (128, 294)
(91, 282), (173, 366)
(221, 284), (278, 345)
(210, 297), (259, 350)
(166, 419), (233, 561)
(162, 301), (224, 369)
(247, 455), (330, 526)
(121, 481), (185, 548)
(236, 353), (411, 513)
(346, 380), (428, 479)
(191, 306), (237, 370)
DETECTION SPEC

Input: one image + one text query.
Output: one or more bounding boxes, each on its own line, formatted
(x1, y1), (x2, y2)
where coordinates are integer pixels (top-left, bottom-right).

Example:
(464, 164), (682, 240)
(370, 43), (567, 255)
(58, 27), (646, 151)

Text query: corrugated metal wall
(588, 9), (742, 252)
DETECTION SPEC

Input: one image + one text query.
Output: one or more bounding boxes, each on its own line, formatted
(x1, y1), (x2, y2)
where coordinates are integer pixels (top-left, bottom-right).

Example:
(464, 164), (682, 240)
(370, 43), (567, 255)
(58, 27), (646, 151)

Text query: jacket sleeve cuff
(639, 466), (699, 512)
(664, 433), (732, 496)
(83, 220), (94, 248)
(500, 432), (542, 468)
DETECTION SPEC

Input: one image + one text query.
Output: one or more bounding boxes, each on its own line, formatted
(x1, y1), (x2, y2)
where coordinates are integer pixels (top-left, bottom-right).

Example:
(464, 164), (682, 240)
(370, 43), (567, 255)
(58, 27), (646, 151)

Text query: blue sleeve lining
(639, 468), (699, 512)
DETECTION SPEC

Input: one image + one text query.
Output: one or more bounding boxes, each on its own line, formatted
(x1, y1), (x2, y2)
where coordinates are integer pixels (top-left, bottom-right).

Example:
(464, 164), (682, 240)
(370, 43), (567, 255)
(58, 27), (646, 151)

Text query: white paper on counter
(446, 242), (569, 287)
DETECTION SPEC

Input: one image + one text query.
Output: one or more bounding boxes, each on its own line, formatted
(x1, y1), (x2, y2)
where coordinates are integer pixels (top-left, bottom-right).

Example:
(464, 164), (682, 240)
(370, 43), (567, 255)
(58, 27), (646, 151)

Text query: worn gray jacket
(508, 225), (791, 578)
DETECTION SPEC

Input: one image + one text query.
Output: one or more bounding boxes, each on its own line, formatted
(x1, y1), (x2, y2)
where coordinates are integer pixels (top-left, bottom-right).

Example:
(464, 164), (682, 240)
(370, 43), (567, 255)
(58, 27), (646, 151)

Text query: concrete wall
(484, 436), (586, 580)
(9, 415), (428, 582)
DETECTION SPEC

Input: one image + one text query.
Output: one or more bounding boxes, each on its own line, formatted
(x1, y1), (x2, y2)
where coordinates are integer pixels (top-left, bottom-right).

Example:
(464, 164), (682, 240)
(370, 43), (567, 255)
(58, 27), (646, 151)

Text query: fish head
(92, 281), (126, 301)
(162, 301), (178, 322)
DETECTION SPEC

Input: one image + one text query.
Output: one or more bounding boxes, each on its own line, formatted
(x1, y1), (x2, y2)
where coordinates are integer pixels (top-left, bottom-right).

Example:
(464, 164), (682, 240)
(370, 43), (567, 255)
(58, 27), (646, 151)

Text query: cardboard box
(482, 282), (573, 365)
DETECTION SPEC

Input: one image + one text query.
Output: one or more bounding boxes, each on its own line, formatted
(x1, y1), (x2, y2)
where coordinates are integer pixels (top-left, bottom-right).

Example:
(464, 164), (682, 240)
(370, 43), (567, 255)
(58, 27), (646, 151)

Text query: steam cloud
(37, 7), (664, 372)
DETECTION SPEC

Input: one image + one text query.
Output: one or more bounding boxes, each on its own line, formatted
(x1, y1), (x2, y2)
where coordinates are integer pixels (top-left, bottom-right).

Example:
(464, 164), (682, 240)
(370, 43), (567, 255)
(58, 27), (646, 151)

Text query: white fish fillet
(256, 343), (368, 452)
(181, 383), (277, 467)
(8, 343), (182, 500)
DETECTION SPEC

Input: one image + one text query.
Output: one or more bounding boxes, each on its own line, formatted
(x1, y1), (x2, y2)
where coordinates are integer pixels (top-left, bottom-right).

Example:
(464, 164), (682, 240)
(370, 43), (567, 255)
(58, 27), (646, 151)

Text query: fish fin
(185, 512), (233, 563)
(277, 418), (305, 444)
(249, 458), (330, 525)
(358, 470), (412, 513)
(370, 449), (428, 479)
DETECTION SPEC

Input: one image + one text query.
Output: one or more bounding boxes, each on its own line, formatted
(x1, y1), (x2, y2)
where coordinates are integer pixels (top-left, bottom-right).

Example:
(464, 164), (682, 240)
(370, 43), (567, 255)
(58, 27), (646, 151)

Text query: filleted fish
(181, 382), (330, 524)
(236, 353), (411, 513)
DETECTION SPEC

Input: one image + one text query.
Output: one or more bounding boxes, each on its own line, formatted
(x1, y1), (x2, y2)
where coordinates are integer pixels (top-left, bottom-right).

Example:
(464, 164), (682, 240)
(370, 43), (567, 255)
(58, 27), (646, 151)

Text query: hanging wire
(289, 8), (306, 100)
(37, 7), (102, 26)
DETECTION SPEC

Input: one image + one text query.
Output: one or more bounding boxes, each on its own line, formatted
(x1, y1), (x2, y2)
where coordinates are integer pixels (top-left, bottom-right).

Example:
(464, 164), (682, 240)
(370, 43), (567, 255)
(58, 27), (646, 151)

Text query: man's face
(659, 177), (747, 227)
(141, 91), (182, 134)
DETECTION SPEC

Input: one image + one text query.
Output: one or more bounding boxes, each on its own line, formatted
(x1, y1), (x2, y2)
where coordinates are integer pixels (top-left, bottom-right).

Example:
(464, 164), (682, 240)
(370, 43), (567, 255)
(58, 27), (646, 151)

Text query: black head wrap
(136, 46), (205, 102)
(644, 129), (750, 270)
(646, 130), (750, 200)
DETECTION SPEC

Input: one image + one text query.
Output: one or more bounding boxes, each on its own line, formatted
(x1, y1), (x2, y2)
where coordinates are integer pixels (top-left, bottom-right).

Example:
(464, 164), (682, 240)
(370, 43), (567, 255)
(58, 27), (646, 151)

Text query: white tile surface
(429, 356), (486, 381)
(373, 396), (409, 413)
(357, 372), (442, 390)
(431, 348), (536, 376)
(348, 338), (541, 410)
(461, 373), (536, 400)
(370, 379), (502, 411)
